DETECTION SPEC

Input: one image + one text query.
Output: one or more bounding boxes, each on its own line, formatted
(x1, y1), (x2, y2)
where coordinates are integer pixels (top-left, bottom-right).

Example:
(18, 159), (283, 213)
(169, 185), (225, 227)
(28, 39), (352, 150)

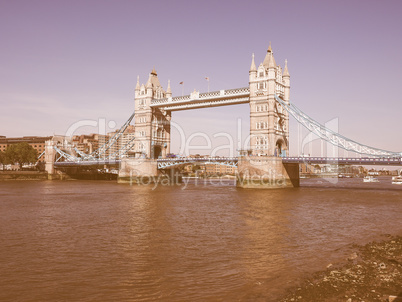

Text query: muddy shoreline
(279, 235), (402, 302)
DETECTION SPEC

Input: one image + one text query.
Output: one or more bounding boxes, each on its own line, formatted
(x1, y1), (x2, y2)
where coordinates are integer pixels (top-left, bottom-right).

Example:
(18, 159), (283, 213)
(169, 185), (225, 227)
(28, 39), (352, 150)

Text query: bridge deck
(282, 157), (402, 165)
(54, 156), (402, 168)
(54, 160), (121, 167)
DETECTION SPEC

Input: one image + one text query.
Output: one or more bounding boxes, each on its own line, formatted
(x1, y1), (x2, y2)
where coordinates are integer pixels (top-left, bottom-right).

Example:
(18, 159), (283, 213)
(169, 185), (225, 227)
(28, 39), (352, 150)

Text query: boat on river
(392, 176), (402, 185)
(363, 176), (379, 183)
(392, 169), (402, 185)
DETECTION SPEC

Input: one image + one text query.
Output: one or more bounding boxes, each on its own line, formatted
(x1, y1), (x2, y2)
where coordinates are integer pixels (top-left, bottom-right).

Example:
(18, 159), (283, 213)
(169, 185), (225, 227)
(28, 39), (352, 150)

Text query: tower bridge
(132, 45), (290, 160)
(45, 44), (401, 187)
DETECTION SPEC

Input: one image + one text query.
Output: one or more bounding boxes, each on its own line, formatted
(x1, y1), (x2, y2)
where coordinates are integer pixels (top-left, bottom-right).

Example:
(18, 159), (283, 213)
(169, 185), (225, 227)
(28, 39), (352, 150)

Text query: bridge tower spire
(166, 80), (172, 98)
(283, 59), (290, 144)
(250, 53), (257, 72)
(249, 44), (289, 156)
(135, 75), (140, 91)
(133, 68), (171, 159)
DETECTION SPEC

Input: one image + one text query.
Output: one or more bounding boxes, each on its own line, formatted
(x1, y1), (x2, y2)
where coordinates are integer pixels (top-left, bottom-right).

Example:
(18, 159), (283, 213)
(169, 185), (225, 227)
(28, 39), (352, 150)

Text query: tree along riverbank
(280, 235), (402, 302)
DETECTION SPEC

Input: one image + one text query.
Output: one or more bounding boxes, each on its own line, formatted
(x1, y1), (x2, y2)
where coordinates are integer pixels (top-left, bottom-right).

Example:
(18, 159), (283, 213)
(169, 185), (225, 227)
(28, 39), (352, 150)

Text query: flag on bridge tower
(205, 77), (210, 92)
(179, 81), (184, 96)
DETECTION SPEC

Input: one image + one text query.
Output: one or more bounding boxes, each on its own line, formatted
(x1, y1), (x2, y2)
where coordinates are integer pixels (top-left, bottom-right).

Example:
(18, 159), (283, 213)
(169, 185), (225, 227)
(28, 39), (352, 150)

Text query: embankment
(0, 171), (48, 180)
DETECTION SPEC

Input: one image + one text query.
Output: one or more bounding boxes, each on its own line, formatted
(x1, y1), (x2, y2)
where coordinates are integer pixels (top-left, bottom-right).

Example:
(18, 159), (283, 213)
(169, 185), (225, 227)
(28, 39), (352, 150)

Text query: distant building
(0, 136), (52, 162)
(299, 163), (318, 174)
(181, 162), (237, 176)
(71, 125), (136, 158)
(204, 163), (237, 175)
(118, 125), (136, 157)
(183, 164), (205, 174)
(338, 165), (364, 176)
(72, 134), (101, 154)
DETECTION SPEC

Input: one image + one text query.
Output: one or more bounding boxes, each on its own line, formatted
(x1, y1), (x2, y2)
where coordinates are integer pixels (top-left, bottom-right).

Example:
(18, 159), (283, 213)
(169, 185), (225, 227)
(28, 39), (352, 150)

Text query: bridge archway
(275, 138), (287, 157)
(153, 146), (162, 159)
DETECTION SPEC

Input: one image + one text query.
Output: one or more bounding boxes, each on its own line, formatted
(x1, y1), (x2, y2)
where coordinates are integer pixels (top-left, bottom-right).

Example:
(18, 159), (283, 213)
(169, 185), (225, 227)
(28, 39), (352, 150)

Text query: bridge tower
(134, 68), (171, 159)
(45, 140), (56, 176)
(249, 44), (290, 156)
(237, 45), (298, 188)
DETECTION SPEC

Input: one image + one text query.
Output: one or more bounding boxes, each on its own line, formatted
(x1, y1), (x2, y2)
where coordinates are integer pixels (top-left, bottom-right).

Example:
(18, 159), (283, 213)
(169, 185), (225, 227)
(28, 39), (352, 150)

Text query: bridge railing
(150, 87), (250, 107)
(199, 91), (221, 98)
(282, 156), (401, 165)
(157, 157), (238, 162)
(224, 87), (250, 96)
(157, 157), (239, 169)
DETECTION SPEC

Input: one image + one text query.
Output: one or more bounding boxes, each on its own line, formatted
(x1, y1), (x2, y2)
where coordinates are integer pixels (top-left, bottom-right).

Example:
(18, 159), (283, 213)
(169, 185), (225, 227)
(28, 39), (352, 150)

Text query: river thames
(0, 178), (401, 301)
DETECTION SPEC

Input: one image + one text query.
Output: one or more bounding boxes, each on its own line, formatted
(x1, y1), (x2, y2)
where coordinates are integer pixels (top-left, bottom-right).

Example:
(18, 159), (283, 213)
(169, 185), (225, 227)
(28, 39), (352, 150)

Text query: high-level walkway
(150, 87), (250, 111)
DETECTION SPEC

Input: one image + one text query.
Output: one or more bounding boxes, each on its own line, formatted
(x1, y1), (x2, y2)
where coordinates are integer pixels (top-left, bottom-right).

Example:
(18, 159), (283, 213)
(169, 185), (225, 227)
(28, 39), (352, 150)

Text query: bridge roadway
(282, 156), (402, 166)
(53, 156), (402, 169)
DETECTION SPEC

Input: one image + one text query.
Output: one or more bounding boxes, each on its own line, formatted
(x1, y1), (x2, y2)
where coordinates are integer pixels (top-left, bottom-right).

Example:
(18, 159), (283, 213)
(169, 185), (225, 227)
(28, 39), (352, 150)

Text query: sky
(1, 0), (401, 156)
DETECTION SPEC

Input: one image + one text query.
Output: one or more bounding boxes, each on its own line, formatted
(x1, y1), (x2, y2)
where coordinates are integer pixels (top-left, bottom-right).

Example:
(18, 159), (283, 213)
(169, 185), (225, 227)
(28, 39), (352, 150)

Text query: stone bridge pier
(118, 156), (299, 188)
(45, 140), (57, 177)
(118, 158), (159, 184)
(118, 158), (182, 185)
(237, 156), (299, 188)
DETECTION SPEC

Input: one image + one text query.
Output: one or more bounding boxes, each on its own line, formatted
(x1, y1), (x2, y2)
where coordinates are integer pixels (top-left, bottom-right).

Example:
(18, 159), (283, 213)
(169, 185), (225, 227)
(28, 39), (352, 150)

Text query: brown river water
(0, 177), (401, 301)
